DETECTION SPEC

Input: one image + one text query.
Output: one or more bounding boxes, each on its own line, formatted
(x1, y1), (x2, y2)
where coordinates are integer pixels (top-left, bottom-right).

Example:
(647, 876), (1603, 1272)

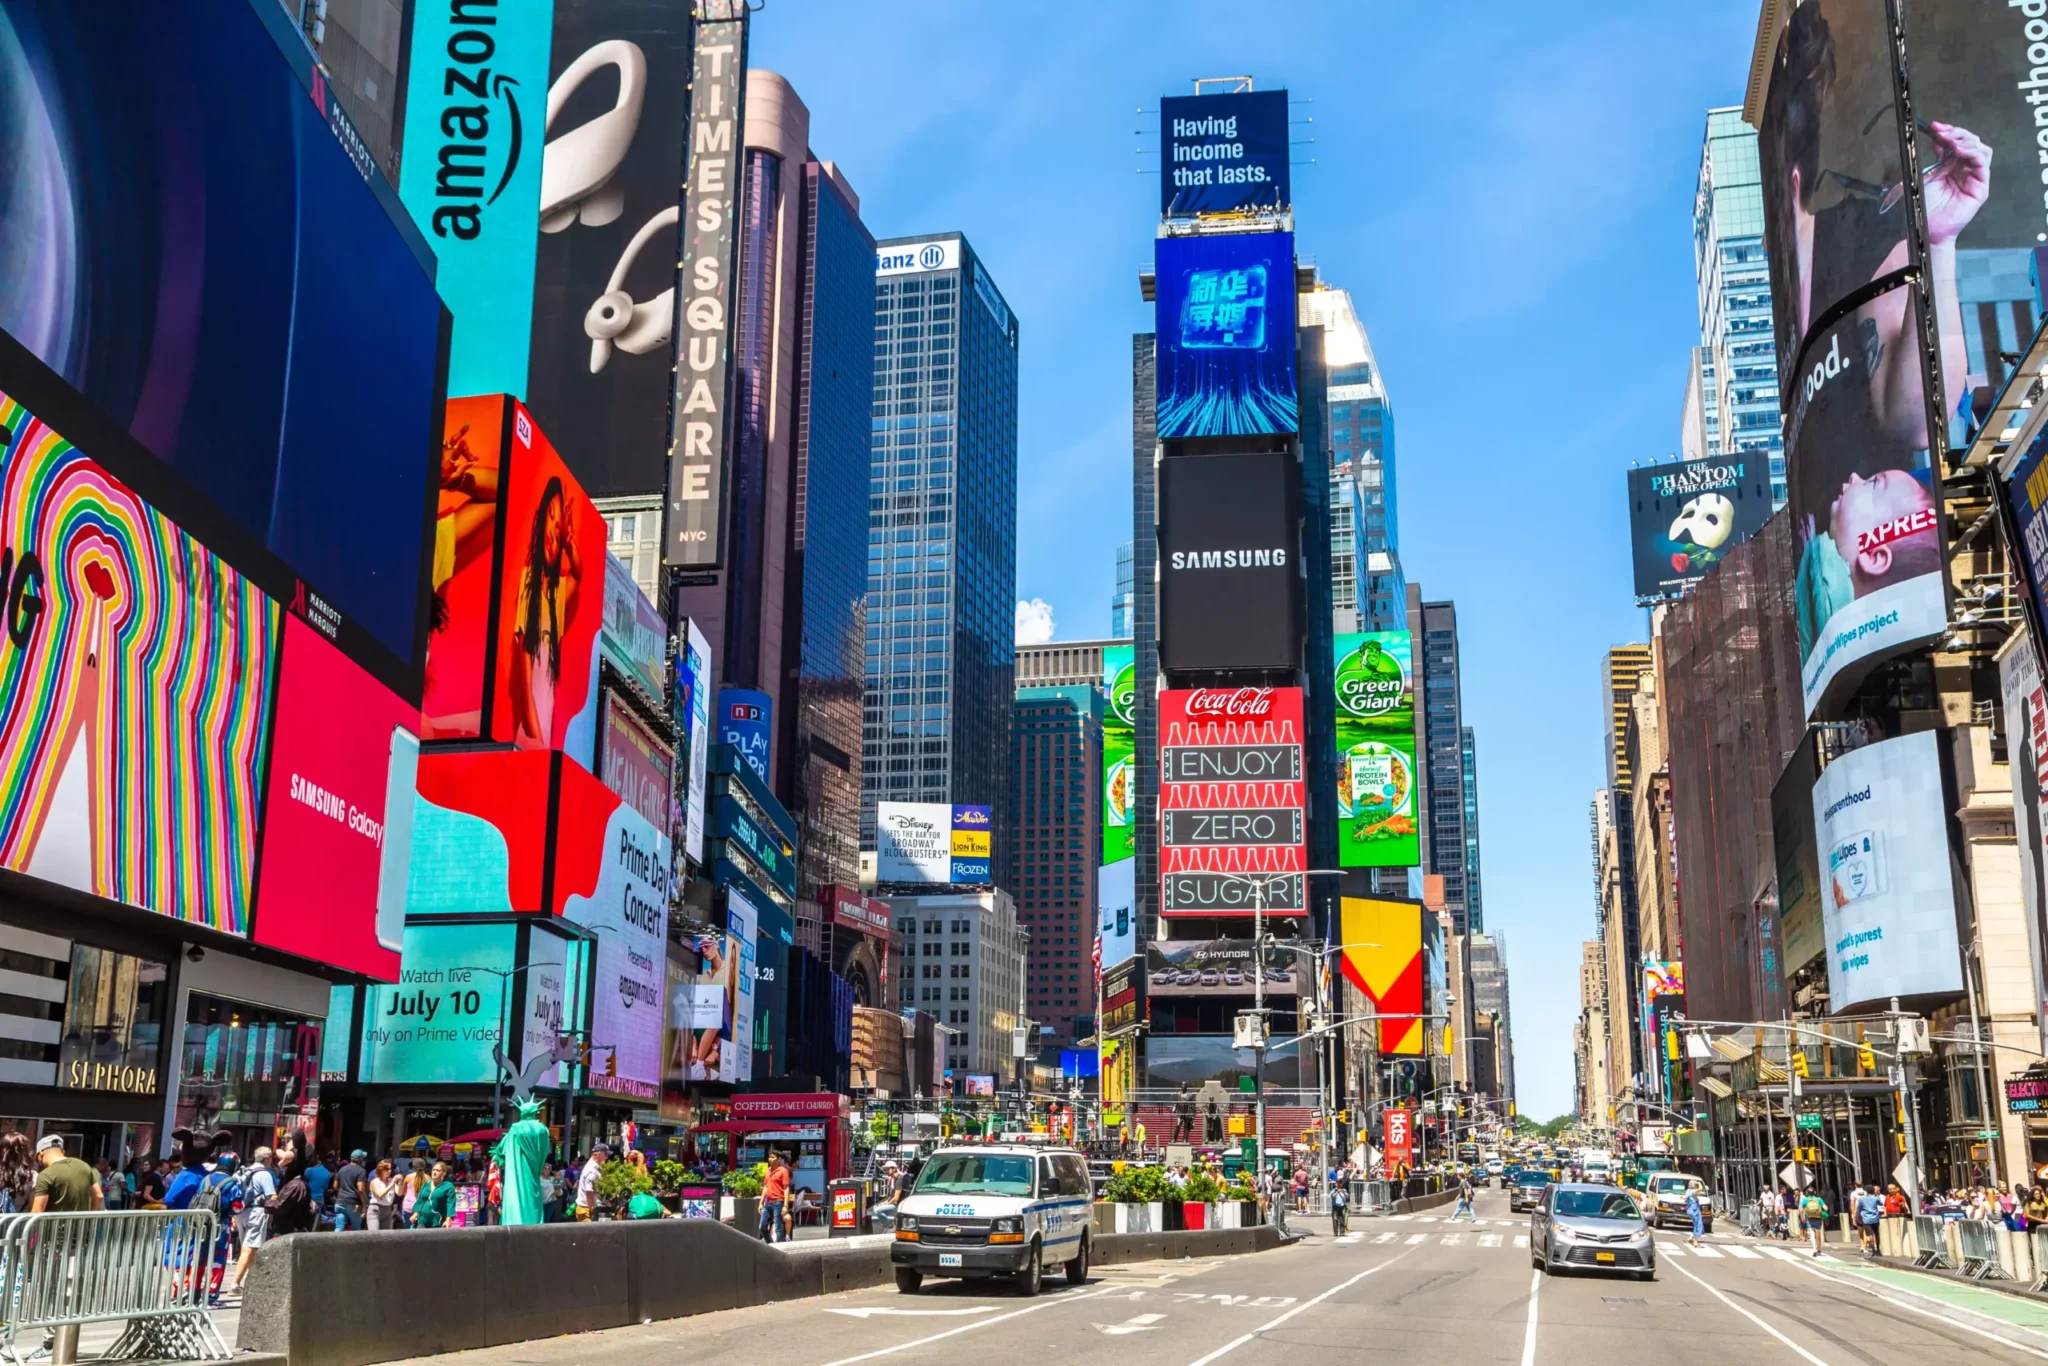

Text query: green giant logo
(1336, 637), (1407, 719)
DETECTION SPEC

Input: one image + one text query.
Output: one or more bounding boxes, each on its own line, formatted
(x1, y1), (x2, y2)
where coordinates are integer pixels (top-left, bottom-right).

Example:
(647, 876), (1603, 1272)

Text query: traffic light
(1858, 1044), (1876, 1073)
(1335, 1110), (1350, 1126)
(1791, 1050), (1809, 1079)
(605, 1050), (616, 1078)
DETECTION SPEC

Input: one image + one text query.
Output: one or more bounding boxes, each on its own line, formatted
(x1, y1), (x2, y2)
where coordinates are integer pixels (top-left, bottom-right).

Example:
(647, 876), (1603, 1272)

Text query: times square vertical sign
(665, 2), (748, 568)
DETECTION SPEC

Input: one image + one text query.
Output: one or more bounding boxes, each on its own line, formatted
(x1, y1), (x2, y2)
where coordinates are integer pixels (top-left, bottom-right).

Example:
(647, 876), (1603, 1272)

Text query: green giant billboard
(1102, 646), (1135, 865)
(1335, 632), (1419, 868)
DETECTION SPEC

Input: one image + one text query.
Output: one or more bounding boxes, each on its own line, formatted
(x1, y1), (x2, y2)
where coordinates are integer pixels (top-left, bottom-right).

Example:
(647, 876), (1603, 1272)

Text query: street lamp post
(1235, 869), (1347, 1178)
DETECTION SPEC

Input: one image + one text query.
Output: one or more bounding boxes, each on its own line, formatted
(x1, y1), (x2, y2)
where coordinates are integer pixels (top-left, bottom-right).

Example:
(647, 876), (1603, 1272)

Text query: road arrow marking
(1094, 1313), (1164, 1336)
(826, 1306), (1001, 1319)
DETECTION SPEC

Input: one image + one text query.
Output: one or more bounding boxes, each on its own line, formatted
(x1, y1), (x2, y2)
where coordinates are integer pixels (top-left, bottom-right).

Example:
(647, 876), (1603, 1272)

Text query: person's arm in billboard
(1858, 256), (1933, 453)
(1921, 122), (1991, 426)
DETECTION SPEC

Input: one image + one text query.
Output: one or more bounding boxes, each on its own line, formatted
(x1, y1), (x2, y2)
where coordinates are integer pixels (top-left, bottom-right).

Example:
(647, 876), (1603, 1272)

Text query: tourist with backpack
(228, 1147), (279, 1297)
(181, 1154), (241, 1306)
(1800, 1189), (1829, 1256)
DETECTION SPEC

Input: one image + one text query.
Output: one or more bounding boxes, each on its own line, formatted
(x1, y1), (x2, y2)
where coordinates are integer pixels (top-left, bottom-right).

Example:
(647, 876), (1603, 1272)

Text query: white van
(890, 1144), (1094, 1295)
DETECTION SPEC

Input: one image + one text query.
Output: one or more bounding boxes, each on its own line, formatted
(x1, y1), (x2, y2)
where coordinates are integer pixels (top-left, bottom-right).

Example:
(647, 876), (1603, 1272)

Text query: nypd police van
(890, 1144), (1094, 1295)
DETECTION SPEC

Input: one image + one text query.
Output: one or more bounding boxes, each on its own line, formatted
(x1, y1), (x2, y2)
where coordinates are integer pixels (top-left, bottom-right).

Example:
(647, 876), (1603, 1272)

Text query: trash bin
(828, 1179), (867, 1238)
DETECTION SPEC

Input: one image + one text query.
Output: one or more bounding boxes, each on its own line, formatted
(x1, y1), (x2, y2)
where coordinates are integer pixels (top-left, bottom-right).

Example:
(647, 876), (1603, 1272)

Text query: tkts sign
(1158, 687), (1306, 916)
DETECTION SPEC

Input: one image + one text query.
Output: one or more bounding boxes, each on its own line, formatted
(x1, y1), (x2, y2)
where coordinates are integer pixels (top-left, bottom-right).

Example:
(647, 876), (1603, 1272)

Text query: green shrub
(722, 1163), (766, 1197)
(1102, 1165), (1179, 1204)
(1182, 1170), (1225, 1203)
(650, 1159), (688, 1194)
(594, 1159), (652, 1207)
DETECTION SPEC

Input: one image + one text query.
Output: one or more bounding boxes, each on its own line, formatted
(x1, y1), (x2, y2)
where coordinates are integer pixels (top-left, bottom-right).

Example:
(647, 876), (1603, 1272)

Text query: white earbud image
(539, 39), (647, 234)
(585, 206), (677, 372)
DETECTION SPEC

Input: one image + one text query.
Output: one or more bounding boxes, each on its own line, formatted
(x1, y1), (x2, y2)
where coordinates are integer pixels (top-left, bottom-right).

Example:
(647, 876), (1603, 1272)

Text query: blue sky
(755, 1), (1763, 1120)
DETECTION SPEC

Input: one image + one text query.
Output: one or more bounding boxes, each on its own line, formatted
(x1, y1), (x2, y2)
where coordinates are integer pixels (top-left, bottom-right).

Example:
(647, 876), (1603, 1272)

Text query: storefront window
(58, 946), (167, 1094)
(175, 994), (321, 1146)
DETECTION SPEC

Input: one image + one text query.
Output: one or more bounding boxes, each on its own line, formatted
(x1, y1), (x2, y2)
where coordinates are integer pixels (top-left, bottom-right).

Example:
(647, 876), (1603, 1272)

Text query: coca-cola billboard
(1158, 687), (1306, 916)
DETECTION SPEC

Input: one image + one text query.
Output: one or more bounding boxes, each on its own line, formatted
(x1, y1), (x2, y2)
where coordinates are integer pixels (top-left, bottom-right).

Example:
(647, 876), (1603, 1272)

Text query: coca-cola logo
(1185, 688), (1275, 718)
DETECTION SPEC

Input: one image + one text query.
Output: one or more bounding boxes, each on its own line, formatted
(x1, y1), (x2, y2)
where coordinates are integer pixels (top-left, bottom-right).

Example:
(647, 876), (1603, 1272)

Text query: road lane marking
(1186, 1245), (1419, 1366)
(1373, 1232), (1394, 1244)
(1661, 1254), (1834, 1366)
(1775, 1255), (2048, 1361)
(1761, 1246), (1800, 1261)
(1725, 1246), (1761, 1259)
(1405, 1233), (1428, 1245)
(1094, 1313), (1164, 1336)
(1514, 1235), (1529, 1248)
(1420, 1216), (1440, 1223)
(1520, 1268), (1540, 1366)
(820, 1283), (1121, 1366)
(826, 1306), (1001, 1318)
(1443, 1234), (1465, 1246)
(1662, 1246), (1683, 1257)
(1690, 1245), (1722, 1258)
(1390, 1215), (1413, 1222)
(1481, 1234), (1502, 1247)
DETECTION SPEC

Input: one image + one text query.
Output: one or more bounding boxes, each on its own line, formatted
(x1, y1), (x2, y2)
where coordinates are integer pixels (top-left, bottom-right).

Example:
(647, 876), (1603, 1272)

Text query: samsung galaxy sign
(877, 239), (959, 276)
(1168, 546), (1288, 571)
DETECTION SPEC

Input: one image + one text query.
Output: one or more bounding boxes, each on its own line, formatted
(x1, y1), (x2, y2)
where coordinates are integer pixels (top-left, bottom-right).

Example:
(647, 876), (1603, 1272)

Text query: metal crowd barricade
(1739, 1202), (1762, 1237)
(2032, 1228), (2048, 1291)
(1358, 1180), (1391, 1215)
(1912, 1215), (1954, 1270)
(0, 1209), (228, 1365)
(1956, 1219), (2006, 1280)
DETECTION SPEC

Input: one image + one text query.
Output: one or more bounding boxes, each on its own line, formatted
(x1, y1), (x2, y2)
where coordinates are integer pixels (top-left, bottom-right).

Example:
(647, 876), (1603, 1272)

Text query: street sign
(1795, 1113), (1822, 1130)
(1977, 1129), (1998, 1140)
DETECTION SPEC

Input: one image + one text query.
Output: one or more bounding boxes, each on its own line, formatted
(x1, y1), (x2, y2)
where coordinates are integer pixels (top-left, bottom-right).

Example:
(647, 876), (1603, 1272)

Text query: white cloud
(1014, 598), (1056, 645)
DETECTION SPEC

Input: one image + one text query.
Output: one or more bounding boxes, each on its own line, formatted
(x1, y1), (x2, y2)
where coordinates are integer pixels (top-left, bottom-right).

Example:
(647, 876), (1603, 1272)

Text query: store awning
(690, 1120), (820, 1135)
(1698, 1077), (1733, 1099)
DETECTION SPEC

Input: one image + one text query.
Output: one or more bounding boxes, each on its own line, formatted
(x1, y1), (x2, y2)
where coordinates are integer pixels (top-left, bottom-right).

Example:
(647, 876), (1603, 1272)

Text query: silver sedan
(1529, 1182), (1656, 1280)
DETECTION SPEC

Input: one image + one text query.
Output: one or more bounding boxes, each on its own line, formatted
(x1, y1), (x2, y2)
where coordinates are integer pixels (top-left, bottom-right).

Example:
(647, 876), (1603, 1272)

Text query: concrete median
(238, 1220), (1290, 1366)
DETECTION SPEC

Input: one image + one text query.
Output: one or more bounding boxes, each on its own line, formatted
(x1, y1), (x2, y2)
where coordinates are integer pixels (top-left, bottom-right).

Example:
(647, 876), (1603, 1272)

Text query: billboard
(1160, 89), (1290, 217)
(421, 396), (604, 750)
(1772, 733), (1825, 981)
(1144, 1034), (1303, 1090)
(0, 0), (447, 686)
(524, 0), (694, 500)
(1157, 451), (1302, 673)
(396, 0), (553, 397)
(406, 749), (557, 915)
(2005, 426), (2048, 658)
(723, 887), (759, 1082)
(1786, 292), (1948, 717)
(1810, 729), (1964, 1013)
(1100, 957), (1145, 1037)
(1644, 961), (1685, 999)
(1625, 458), (1775, 602)
(1145, 939), (1298, 996)
(875, 802), (993, 884)
(0, 394), (278, 936)
(597, 690), (672, 833)
(1158, 688), (1305, 916)
(1102, 645), (1135, 864)
(600, 553), (666, 702)
(1154, 232), (1299, 439)
(678, 619), (713, 866)
(1096, 858), (1136, 977)
(665, 1), (748, 567)
(718, 688), (772, 784)
(1383, 1107), (1415, 1173)
(2001, 633), (2048, 1057)
(1334, 632), (1419, 868)
(557, 759), (670, 1101)
(253, 616), (420, 981)
(360, 922), (510, 1085)
(1339, 896), (1424, 1055)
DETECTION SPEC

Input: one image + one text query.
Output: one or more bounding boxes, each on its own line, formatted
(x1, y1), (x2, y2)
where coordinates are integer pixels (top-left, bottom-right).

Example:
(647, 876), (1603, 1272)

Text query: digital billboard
(1102, 645), (1135, 864)
(875, 803), (993, 884)
(1771, 733), (1825, 982)
(253, 616), (420, 981)
(406, 749), (556, 916)
(1334, 632), (1419, 868)
(1145, 939), (1299, 997)
(1154, 232), (1298, 439)
(1157, 687), (1306, 916)
(1100, 957), (1145, 1037)
(1096, 859), (1136, 978)
(1339, 896), (1424, 1055)
(718, 688), (772, 784)
(1624, 458), (1775, 602)
(2004, 426), (2048, 659)
(678, 619), (713, 866)
(359, 922), (516, 1086)
(0, 393), (278, 936)
(597, 690), (672, 833)
(421, 396), (504, 738)
(2000, 632), (2048, 1056)
(723, 888), (759, 1082)
(600, 552), (666, 702)
(1145, 1034), (1304, 1091)
(557, 758), (670, 1101)
(1786, 291), (1948, 717)
(0, 0), (448, 686)
(396, 0), (553, 398)
(1159, 89), (1290, 217)
(1157, 451), (1302, 673)
(1810, 729), (1965, 1013)
(525, 0), (696, 500)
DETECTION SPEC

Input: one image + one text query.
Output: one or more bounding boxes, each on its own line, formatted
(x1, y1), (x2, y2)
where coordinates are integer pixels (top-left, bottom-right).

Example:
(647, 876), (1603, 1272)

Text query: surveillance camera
(186, 945), (205, 964)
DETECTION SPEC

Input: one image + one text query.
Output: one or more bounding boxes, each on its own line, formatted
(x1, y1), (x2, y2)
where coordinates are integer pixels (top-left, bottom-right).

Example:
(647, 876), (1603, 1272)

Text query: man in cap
(332, 1149), (369, 1231)
(30, 1135), (100, 1213)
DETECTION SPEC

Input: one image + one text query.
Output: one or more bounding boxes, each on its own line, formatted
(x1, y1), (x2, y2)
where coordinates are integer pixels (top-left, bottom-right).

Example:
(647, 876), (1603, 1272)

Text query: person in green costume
(492, 1096), (553, 1226)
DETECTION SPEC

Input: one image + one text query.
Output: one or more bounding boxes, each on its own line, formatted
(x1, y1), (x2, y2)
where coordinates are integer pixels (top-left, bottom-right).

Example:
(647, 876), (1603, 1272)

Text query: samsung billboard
(1157, 450), (1301, 674)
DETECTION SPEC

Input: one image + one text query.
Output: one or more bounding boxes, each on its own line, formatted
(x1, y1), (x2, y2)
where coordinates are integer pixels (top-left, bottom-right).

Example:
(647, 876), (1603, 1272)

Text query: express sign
(1158, 688), (1305, 916)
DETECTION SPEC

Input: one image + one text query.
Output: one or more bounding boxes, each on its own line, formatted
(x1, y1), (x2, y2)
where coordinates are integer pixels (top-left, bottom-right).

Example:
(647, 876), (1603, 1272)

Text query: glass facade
(1007, 687), (1102, 1043)
(1303, 287), (1403, 634)
(1460, 726), (1483, 934)
(786, 164), (877, 898)
(1422, 601), (1471, 933)
(1693, 108), (1786, 505)
(1111, 541), (1134, 639)
(862, 235), (1020, 877)
(1132, 336), (1160, 934)
(728, 147), (784, 689)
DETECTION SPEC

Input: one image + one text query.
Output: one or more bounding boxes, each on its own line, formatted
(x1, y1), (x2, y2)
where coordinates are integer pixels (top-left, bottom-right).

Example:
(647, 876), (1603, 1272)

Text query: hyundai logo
(920, 244), (944, 268)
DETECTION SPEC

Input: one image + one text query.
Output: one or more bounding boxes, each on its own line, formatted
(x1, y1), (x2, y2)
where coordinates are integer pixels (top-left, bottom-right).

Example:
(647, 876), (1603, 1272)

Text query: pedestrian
(402, 1158), (427, 1226)
(267, 1133), (318, 1237)
(2028, 1185), (2048, 1229)
(29, 1136), (100, 1213)
(1686, 1186), (1705, 1248)
(1800, 1188), (1829, 1257)
(575, 1144), (609, 1222)
(759, 1151), (791, 1243)
(1855, 1183), (1883, 1256)
(413, 1161), (457, 1229)
(0, 1132), (35, 1214)
(134, 1154), (167, 1209)
(95, 1156), (126, 1210)
(1885, 1182), (1908, 1220)
(1451, 1174), (1476, 1222)
(1330, 1176), (1350, 1237)
(305, 1150), (334, 1228)
(332, 1149), (368, 1231)
(540, 1162), (564, 1224)
(228, 1148), (278, 1295)
(368, 1160), (403, 1230)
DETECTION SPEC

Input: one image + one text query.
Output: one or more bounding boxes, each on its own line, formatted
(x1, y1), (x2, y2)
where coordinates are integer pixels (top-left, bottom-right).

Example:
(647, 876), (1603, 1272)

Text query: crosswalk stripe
(1663, 1245), (1684, 1257)
(1514, 1235), (1528, 1248)
(1373, 1232), (1394, 1244)
(1390, 1215), (1413, 1222)
(1480, 1234), (1502, 1247)
(1419, 1216), (1440, 1223)
(1443, 1234), (1465, 1246)
(1690, 1245), (1723, 1258)
(1761, 1246), (1801, 1262)
(1405, 1233), (1427, 1245)
(1726, 1246), (1761, 1259)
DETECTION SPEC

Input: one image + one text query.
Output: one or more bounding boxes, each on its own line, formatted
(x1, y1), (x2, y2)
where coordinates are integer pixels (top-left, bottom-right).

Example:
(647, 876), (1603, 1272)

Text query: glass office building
(1691, 108), (1785, 504)
(1423, 601), (1474, 934)
(1302, 287), (1403, 634)
(863, 234), (1020, 873)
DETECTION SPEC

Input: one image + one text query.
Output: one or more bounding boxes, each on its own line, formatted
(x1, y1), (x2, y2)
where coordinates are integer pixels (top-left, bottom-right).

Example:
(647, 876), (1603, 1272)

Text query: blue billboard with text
(1160, 90), (1290, 217)
(1154, 232), (1298, 439)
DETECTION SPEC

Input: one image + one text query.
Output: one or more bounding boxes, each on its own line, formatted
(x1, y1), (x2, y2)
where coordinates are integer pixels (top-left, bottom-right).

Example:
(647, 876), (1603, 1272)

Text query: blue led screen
(1154, 232), (1297, 439)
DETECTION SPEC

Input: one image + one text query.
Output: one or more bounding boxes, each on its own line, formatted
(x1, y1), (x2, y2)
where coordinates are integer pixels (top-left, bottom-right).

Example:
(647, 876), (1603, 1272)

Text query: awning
(1698, 1077), (1733, 1099)
(1710, 1037), (1750, 1063)
(690, 1120), (822, 1135)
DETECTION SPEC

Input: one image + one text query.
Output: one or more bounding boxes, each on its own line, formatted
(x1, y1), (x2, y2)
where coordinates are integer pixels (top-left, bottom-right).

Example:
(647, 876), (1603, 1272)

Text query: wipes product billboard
(1334, 632), (1418, 869)
(1809, 729), (1964, 1013)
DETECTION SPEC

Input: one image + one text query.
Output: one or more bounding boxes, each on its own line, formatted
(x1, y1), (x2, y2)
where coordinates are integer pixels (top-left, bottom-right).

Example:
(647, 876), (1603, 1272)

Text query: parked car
(1530, 1183), (1655, 1280)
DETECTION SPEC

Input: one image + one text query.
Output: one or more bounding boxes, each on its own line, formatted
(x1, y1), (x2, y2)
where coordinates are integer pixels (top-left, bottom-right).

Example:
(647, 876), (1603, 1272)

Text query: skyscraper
(861, 233), (1020, 878)
(1007, 686), (1103, 1043)
(1111, 541), (1135, 639)
(1692, 107), (1785, 504)
(1461, 725), (1483, 933)
(1422, 601), (1472, 933)
(1301, 286), (1403, 634)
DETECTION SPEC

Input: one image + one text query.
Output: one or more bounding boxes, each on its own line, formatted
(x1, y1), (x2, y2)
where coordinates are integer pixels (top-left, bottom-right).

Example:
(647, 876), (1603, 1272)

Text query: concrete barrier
(1392, 1188), (1459, 1215)
(238, 1220), (1289, 1365)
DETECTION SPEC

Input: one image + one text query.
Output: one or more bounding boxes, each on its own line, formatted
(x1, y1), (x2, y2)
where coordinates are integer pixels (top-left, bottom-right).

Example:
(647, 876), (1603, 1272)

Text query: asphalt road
(406, 1191), (2048, 1366)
